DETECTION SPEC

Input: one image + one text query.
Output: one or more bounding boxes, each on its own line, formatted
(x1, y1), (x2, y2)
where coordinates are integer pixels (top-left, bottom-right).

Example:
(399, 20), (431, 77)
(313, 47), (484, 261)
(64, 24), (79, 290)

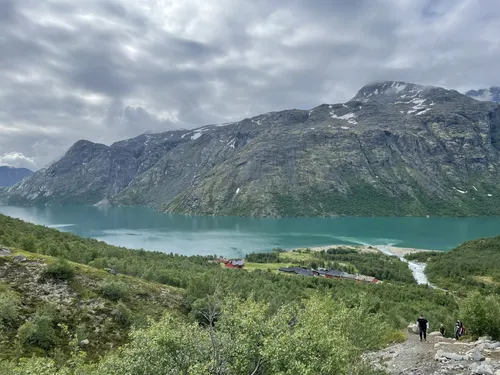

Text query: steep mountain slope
(0, 166), (33, 187)
(466, 87), (500, 103)
(5, 81), (500, 217)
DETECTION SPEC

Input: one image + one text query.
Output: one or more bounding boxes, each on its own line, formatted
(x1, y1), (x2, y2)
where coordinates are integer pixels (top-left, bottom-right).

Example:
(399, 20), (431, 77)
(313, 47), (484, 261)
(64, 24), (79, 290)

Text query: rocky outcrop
(0, 166), (33, 187)
(5, 81), (500, 217)
(0, 247), (12, 256)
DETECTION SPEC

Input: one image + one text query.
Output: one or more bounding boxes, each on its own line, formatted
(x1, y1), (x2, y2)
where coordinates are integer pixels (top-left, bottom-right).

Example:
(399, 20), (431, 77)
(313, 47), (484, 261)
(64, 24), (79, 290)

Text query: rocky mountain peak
(351, 81), (426, 102)
(350, 81), (470, 110)
(466, 86), (500, 103)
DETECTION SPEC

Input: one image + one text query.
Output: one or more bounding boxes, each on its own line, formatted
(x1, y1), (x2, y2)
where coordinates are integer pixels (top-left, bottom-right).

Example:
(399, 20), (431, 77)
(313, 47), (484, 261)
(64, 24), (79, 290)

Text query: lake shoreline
(288, 244), (434, 257)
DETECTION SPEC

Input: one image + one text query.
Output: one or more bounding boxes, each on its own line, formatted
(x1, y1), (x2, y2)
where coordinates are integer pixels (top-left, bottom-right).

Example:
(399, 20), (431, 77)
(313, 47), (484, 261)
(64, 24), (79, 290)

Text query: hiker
(439, 324), (446, 336)
(416, 315), (429, 342)
(455, 320), (464, 340)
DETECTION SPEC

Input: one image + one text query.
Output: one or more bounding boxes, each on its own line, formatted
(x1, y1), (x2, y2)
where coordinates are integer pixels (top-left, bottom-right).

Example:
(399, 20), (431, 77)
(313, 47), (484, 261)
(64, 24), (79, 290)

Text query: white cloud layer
(0, 152), (37, 170)
(0, 0), (499, 169)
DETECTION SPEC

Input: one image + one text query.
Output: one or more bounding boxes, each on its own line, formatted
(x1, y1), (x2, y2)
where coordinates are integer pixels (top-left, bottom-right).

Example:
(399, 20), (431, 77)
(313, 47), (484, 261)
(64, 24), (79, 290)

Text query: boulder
(0, 247), (12, 256)
(104, 268), (117, 275)
(486, 342), (500, 350)
(13, 255), (27, 262)
(471, 362), (494, 375)
(407, 323), (419, 334)
(435, 350), (466, 361)
(429, 331), (442, 336)
(466, 349), (485, 362)
(479, 337), (493, 342)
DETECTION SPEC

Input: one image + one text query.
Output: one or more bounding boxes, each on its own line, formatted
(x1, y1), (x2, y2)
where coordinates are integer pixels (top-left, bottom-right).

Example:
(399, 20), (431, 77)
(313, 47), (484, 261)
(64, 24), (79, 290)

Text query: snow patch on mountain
(330, 111), (357, 125)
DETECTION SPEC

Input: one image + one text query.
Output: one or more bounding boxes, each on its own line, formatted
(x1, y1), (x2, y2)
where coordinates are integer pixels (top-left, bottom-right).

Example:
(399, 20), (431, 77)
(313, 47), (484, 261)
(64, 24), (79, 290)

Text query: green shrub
(114, 303), (133, 326)
(383, 330), (407, 344)
(246, 252), (280, 263)
(460, 292), (500, 339)
(99, 281), (128, 301)
(404, 251), (441, 262)
(40, 258), (74, 282)
(21, 235), (37, 252)
(0, 291), (19, 327)
(18, 315), (57, 351)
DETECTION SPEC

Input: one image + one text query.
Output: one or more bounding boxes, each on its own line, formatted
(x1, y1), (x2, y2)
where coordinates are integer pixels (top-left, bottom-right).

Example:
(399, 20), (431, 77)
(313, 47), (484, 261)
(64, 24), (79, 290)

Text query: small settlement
(279, 266), (379, 283)
(216, 258), (245, 269)
(216, 259), (379, 284)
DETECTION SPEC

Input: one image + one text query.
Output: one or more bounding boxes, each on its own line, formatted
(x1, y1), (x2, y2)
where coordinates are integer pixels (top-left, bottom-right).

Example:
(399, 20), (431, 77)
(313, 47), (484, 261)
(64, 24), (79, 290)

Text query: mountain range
(3, 81), (500, 217)
(466, 87), (500, 103)
(0, 166), (33, 187)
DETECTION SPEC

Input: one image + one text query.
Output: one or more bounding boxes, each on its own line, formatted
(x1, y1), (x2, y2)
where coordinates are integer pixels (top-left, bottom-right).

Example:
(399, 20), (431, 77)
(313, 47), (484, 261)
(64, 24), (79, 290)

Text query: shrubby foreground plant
(1, 295), (388, 375)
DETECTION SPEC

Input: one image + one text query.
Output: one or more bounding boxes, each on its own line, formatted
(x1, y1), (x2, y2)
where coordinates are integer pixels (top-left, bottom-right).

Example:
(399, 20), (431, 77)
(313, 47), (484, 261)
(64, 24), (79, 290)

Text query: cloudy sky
(1, 0), (499, 169)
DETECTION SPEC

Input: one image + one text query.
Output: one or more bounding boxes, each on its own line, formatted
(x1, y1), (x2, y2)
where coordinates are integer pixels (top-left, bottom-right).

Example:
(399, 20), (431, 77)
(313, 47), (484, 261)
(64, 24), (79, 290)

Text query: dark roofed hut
(325, 270), (344, 279)
(296, 269), (315, 277)
(279, 266), (306, 274)
(316, 269), (328, 277)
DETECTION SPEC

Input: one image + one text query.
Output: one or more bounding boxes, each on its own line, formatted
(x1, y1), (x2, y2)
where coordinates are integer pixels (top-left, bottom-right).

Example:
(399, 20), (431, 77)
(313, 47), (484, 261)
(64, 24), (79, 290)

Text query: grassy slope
(0, 248), (183, 361)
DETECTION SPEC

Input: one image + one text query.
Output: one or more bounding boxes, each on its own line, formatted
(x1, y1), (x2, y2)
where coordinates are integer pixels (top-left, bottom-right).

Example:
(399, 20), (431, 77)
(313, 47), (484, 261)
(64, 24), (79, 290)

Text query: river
(1, 205), (500, 258)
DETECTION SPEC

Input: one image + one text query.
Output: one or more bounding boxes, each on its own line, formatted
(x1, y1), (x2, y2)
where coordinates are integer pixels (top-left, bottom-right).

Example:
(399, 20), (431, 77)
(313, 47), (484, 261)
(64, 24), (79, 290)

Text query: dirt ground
(365, 331), (500, 375)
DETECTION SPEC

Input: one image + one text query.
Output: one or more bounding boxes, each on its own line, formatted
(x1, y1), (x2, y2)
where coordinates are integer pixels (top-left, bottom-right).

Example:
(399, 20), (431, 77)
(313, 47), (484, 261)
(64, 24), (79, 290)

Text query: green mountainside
(1, 213), (500, 374)
(407, 235), (500, 294)
(5, 81), (500, 217)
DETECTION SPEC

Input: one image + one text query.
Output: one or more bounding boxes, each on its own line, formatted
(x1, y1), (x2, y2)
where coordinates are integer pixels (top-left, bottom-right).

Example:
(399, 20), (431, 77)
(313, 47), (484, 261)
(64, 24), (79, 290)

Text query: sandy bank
(289, 244), (435, 257)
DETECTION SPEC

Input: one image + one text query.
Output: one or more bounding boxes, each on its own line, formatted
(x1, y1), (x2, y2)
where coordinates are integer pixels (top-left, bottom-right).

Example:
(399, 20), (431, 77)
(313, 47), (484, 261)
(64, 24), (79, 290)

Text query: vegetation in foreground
(1, 213), (499, 374)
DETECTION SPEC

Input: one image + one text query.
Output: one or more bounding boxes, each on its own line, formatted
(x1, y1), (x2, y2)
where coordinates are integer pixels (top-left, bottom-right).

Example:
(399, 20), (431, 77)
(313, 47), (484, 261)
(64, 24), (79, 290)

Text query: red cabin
(223, 259), (245, 269)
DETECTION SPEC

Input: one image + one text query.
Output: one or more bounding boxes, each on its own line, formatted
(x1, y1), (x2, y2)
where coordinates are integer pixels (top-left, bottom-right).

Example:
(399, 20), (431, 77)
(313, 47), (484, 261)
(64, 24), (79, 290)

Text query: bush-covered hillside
(425, 235), (500, 294)
(0, 249), (182, 363)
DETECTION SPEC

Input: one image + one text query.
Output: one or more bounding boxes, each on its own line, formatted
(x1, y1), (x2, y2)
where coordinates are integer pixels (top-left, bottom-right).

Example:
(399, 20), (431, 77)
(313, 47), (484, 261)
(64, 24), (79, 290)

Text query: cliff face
(6, 81), (500, 217)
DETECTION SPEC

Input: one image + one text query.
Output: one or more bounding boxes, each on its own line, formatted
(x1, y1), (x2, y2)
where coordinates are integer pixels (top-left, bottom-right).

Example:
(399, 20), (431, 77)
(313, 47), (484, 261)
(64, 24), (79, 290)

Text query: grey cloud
(0, 0), (499, 170)
(0, 0), (16, 23)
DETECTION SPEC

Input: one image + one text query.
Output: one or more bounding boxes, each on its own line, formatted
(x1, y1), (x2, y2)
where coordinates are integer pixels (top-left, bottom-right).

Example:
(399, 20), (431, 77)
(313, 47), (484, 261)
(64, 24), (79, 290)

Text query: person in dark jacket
(455, 320), (464, 340)
(416, 315), (429, 342)
(439, 324), (446, 336)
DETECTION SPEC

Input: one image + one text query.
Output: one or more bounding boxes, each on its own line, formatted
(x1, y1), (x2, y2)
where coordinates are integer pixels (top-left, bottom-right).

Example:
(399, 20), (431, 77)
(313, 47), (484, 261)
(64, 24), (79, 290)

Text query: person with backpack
(416, 314), (429, 342)
(455, 320), (464, 340)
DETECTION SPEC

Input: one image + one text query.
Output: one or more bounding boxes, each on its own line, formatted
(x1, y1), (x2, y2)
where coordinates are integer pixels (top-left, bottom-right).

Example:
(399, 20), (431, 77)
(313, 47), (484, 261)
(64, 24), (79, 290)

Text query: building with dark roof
(279, 266), (306, 274)
(296, 269), (315, 277)
(325, 270), (344, 278)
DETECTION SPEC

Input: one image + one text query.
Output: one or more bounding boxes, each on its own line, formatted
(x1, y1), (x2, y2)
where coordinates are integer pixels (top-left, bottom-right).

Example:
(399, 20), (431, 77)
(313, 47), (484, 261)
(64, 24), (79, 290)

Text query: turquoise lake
(1, 205), (500, 257)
